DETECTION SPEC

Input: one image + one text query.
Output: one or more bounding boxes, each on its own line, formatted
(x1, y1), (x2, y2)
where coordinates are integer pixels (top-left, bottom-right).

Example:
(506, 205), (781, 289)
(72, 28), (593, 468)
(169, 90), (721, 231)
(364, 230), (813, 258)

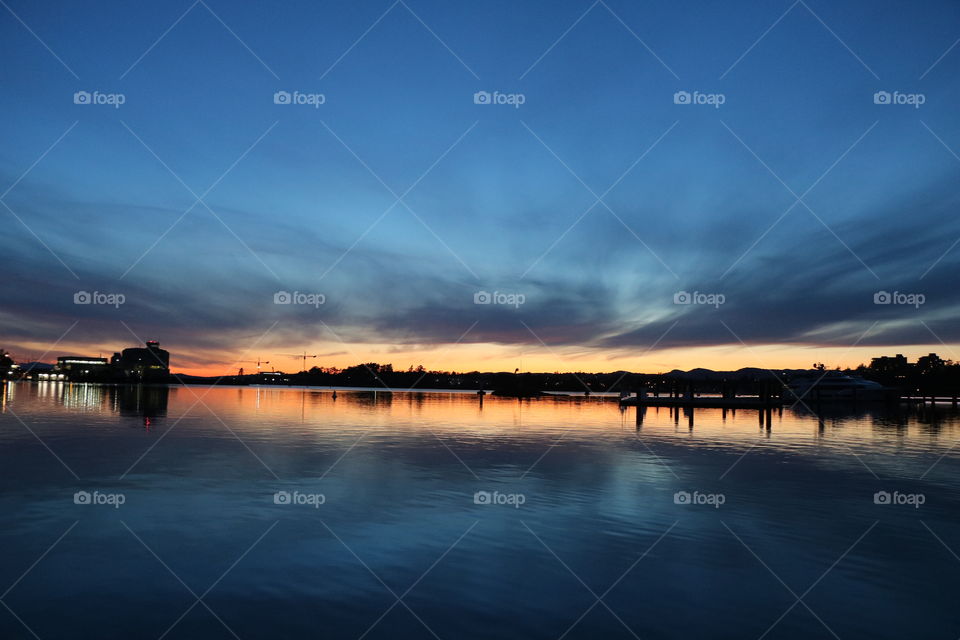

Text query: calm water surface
(2, 382), (960, 639)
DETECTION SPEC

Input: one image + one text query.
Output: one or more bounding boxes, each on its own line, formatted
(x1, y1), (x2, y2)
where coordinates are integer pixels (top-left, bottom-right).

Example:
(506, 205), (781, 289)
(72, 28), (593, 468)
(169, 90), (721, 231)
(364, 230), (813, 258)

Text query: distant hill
(664, 367), (818, 381)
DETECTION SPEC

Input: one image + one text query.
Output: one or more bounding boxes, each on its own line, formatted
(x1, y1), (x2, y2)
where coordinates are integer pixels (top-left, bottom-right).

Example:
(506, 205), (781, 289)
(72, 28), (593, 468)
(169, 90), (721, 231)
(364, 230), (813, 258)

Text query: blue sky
(2, 0), (960, 372)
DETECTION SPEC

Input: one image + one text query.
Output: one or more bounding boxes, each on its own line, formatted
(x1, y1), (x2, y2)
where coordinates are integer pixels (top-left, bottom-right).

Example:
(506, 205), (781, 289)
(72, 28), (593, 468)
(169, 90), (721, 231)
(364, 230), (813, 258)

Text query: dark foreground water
(2, 382), (960, 639)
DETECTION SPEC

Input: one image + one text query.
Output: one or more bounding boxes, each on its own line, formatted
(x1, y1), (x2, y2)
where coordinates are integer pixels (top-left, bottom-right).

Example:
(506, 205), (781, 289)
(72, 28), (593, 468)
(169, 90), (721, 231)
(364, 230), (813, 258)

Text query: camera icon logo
(474, 491), (492, 505)
(274, 291), (292, 304)
(673, 91), (691, 105)
(873, 91), (891, 105)
(274, 90), (291, 105)
(74, 491), (91, 504)
(74, 291), (92, 304)
(673, 491), (691, 505)
(873, 490), (891, 505)
(73, 91), (91, 105)
(673, 291), (691, 304)
(474, 291), (492, 304)
(273, 491), (291, 504)
(473, 91), (491, 105)
(873, 290), (891, 304)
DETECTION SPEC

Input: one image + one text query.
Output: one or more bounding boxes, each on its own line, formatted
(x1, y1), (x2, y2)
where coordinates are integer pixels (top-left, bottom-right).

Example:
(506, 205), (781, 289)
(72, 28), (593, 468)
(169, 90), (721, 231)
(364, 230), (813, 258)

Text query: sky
(2, 0), (960, 376)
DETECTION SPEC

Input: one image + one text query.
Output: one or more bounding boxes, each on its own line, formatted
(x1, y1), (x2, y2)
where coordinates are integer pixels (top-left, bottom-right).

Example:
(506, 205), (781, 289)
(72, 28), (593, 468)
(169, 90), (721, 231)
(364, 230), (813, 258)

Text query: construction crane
(238, 357), (271, 371)
(277, 352), (319, 372)
(237, 357), (271, 377)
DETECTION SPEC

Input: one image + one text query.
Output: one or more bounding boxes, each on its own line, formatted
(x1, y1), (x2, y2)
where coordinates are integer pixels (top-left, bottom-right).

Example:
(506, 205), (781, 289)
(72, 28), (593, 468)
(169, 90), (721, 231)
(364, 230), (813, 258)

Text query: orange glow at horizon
(12, 338), (953, 378)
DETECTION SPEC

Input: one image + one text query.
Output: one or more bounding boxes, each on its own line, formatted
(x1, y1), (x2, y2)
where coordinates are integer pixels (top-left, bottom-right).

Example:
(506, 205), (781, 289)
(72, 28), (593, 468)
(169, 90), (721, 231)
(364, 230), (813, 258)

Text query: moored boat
(785, 373), (893, 402)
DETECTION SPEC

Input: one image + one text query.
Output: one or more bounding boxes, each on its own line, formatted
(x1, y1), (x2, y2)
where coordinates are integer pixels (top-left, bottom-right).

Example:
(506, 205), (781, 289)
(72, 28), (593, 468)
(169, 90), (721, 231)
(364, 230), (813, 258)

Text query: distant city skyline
(3, 0), (960, 376)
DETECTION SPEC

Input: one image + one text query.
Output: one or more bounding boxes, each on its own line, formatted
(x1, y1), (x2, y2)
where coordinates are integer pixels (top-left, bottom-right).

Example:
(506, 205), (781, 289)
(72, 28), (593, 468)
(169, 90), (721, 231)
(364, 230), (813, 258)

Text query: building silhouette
(869, 354), (908, 373)
(54, 356), (109, 380)
(33, 340), (173, 382)
(115, 340), (170, 381)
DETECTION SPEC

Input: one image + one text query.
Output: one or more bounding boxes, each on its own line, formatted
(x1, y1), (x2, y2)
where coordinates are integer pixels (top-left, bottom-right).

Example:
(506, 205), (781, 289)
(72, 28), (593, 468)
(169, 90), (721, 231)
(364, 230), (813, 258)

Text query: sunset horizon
(3, 1), (958, 384)
(8, 336), (957, 378)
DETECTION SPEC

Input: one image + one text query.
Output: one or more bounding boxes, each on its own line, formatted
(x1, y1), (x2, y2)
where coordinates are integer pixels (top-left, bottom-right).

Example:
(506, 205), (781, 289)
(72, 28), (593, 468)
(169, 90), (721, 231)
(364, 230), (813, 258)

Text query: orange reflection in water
(7, 383), (960, 464)
(176, 386), (960, 453)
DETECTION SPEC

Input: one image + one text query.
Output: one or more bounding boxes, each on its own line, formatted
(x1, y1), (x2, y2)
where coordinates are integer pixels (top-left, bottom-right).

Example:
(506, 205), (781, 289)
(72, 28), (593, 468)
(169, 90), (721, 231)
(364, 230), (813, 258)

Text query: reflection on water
(2, 382), (960, 639)
(9, 381), (169, 420)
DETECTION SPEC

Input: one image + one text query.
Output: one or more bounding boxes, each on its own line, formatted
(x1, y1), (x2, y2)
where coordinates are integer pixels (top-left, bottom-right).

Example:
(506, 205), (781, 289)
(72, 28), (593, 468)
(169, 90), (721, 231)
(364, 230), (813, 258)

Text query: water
(2, 382), (959, 639)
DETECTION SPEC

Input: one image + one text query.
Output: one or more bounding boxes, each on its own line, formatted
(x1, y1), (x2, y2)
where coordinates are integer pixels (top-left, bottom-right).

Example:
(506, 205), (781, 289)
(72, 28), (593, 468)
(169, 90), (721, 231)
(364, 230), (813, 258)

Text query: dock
(901, 395), (960, 406)
(619, 382), (784, 409)
(619, 396), (781, 408)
